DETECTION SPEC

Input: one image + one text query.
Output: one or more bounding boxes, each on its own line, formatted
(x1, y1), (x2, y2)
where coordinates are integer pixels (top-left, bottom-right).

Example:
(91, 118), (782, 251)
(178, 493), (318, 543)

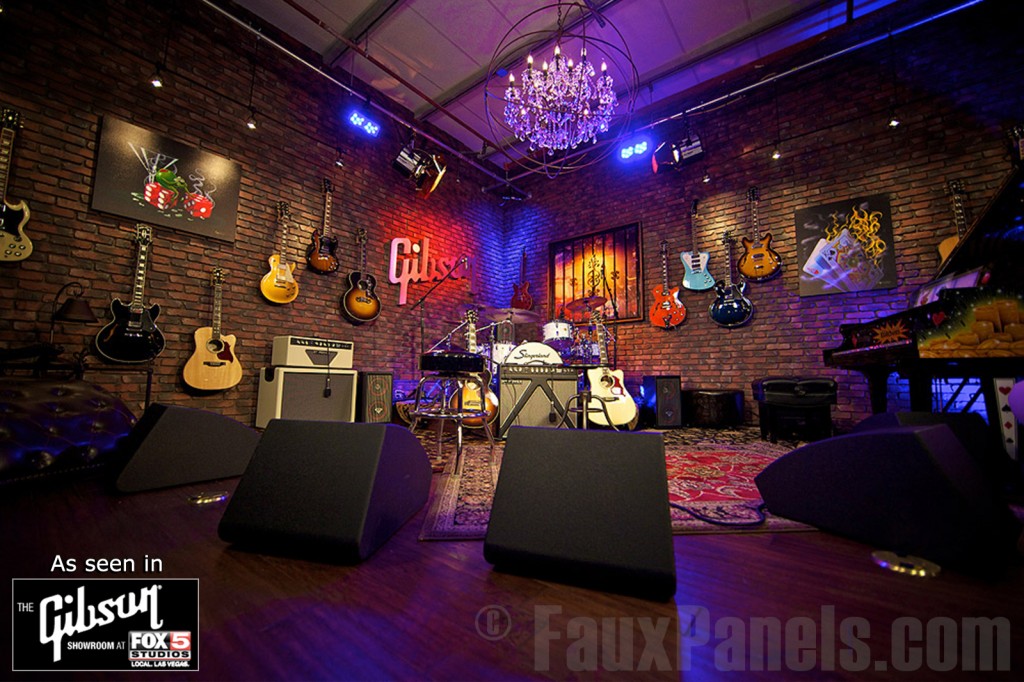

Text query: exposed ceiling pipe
(196, 0), (524, 194)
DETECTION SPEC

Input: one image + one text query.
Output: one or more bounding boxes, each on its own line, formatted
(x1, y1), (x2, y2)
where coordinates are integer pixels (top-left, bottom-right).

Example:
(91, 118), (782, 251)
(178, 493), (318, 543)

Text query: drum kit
(436, 295), (613, 371)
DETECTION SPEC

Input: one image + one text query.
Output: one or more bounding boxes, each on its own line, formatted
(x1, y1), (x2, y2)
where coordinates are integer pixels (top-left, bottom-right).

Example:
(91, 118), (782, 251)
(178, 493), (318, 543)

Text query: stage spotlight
(348, 109), (381, 137)
(651, 135), (703, 174)
(393, 143), (446, 198)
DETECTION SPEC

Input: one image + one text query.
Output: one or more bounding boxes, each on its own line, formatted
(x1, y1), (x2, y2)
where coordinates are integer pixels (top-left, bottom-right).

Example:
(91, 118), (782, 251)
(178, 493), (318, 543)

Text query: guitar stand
(560, 389), (620, 431)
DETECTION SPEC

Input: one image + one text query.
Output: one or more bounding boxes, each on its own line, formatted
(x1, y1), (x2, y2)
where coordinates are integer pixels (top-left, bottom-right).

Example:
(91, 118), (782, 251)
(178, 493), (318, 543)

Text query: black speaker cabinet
(255, 367), (357, 428)
(357, 371), (393, 423)
(640, 375), (682, 428)
(218, 421), (431, 563)
(114, 404), (260, 492)
(755, 425), (1022, 574)
(498, 366), (579, 437)
(484, 427), (676, 600)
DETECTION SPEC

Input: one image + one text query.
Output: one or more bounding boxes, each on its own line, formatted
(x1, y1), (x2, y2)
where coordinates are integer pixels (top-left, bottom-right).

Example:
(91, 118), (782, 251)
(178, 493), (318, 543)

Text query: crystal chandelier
(504, 42), (617, 153)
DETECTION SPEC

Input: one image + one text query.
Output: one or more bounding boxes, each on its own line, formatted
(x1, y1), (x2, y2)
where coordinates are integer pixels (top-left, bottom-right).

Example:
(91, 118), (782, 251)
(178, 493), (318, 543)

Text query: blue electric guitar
(681, 199), (714, 291)
(708, 232), (754, 328)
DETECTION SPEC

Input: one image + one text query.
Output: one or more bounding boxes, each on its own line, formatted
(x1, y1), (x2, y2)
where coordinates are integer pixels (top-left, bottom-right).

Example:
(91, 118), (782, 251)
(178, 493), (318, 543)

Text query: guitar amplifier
(357, 372), (393, 423)
(498, 365), (579, 438)
(256, 367), (357, 428)
(272, 335), (354, 369)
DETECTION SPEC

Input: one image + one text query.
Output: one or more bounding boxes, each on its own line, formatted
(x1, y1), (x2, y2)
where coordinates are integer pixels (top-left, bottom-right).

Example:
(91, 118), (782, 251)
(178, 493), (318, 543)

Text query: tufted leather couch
(0, 378), (137, 485)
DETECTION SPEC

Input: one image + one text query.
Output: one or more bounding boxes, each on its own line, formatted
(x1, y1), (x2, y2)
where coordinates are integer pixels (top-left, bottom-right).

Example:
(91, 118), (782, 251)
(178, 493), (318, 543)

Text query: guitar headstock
(323, 178), (333, 195)
(659, 240), (668, 255)
(355, 227), (367, 245)
(211, 266), (224, 286)
(947, 179), (965, 196)
(1, 108), (22, 131)
(721, 230), (735, 246)
(134, 224), (153, 245)
(277, 201), (290, 222)
(690, 199), (699, 217)
(747, 187), (760, 203)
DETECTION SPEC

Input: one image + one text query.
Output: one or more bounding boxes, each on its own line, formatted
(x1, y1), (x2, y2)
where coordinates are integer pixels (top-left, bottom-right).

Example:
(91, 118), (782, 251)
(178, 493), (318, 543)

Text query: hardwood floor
(2, 435), (1022, 681)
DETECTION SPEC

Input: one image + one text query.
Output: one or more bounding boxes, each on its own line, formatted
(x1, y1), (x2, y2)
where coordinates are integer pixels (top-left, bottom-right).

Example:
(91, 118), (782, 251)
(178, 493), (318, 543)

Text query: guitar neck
(130, 240), (151, 312)
(211, 279), (223, 341)
(322, 187), (332, 235)
(0, 127), (14, 203)
(748, 188), (761, 241)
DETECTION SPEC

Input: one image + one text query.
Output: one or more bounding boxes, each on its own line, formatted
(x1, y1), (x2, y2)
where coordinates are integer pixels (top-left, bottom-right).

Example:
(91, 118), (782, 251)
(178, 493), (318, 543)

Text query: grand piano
(824, 164), (1024, 454)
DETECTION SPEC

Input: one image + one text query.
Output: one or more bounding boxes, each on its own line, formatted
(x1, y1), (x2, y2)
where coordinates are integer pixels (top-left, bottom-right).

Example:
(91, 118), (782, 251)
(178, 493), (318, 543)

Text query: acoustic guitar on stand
(260, 201), (300, 304)
(649, 239), (687, 328)
(341, 227), (382, 323)
(451, 308), (499, 428)
(938, 180), (968, 265)
(737, 186), (782, 281)
(183, 267), (243, 391)
(681, 199), (715, 291)
(94, 224), (166, 363)
(510, 248), (533, 310)
(709, 232), (754, 328)
(586, 309), (638, 428)
(306, 177), (340, 273)
(0, 108), (32, 262)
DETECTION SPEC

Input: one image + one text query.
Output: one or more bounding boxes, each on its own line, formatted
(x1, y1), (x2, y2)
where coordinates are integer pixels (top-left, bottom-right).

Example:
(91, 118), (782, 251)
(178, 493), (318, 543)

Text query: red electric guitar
(510, 248), (533, 310)
(649, 240), (686, 328)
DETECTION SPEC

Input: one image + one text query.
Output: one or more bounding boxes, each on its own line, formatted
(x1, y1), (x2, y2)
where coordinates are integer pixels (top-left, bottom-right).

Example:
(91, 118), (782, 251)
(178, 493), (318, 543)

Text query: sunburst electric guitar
(681, 199), (714, 291)
(0, 108), (32, 262)
(938, 180), (968, 265)
(260, 201), (299, 304)
(737, 186), (782, 281)
(183, 267), (243, 391)
(341, 227), (382, 323)
(586, 309), (637, 428)
(649, 240), (686, 328)
(94, 224), (166, 363)
(450, 309), (499, 428)
(306, 177), (340, 273)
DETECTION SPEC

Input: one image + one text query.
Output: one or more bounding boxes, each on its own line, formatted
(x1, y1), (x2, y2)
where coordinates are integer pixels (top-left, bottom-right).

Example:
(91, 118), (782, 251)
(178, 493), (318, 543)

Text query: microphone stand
(601, 270), (621, 366)
(410, 259), (468, 358)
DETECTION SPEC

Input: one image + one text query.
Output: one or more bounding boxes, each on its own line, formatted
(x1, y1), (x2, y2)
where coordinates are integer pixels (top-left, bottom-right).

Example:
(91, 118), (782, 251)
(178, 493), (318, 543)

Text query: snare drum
(542, 320), (574, 351)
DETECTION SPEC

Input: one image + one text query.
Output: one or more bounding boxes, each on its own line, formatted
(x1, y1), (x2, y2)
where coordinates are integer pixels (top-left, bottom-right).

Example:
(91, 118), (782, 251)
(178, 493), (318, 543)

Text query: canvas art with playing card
(795, 194), (897, 297)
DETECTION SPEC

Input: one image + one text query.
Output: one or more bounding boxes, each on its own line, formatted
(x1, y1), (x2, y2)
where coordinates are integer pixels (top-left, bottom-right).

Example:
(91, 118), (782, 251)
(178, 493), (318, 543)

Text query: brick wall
(1, 0), (1021, 430)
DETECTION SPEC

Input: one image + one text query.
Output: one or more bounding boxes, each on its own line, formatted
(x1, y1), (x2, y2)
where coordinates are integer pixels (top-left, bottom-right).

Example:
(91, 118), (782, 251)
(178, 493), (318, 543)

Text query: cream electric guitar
(183, 267), (243, 391)
(586, 309), (637, 428)
(260, 201), (299, 304)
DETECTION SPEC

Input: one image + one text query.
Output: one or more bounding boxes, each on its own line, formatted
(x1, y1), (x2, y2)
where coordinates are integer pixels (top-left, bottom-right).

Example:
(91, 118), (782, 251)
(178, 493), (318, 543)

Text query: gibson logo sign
(388, 237), (470, 305)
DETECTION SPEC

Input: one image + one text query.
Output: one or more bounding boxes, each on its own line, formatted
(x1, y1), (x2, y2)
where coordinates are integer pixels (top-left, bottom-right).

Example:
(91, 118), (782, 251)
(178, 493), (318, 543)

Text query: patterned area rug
(419, 427), (813, 540)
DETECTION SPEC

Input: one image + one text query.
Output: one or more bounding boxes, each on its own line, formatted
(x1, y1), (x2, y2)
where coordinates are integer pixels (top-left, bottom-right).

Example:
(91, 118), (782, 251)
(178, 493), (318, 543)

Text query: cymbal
(456, 302), (489, 317)
(564, 296), (607, 314)
(484, 306), (543, 324)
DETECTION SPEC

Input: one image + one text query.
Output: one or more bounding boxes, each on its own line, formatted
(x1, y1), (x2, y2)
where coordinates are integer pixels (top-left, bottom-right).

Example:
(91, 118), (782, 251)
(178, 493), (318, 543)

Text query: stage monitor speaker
(255, 367), (357, 428)
(755, 425), (1022, 574)
(357, 372), (393, 423)
(114, 404), (260, 493)
(498, 367), (578, 437)
(484, 427), (676, 600)
(218, 421), (431, 563)
(640, 375), (682, 428)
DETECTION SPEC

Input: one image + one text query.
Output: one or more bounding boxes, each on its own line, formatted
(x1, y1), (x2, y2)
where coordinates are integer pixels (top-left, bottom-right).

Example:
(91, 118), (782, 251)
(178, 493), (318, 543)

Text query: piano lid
(937, 165), (1024, 286)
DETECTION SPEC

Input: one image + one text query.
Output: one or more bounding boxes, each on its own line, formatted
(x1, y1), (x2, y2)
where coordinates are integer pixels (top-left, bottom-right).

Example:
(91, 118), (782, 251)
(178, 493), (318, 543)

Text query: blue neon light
(618, 139), (649, 161)
(348, 110), (381, 137)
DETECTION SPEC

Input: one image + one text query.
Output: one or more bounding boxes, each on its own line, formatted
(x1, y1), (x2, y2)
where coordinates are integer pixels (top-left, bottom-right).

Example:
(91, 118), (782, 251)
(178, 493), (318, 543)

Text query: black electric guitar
(306, 178), (340, 273)
(709, 232), (754, 328)
(737, 187), (782, 281)
(586, 309), (638, 428)
(183, 267), (243, 391)
(95, 224), (166, 363)
(341, 228), (382, 323)
(0, 108), (32, 262)
(451, 309), (499, 428)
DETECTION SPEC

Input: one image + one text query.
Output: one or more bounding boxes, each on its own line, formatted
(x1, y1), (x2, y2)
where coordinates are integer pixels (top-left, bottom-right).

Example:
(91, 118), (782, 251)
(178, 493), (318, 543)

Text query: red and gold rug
(419, 429), (813, 540)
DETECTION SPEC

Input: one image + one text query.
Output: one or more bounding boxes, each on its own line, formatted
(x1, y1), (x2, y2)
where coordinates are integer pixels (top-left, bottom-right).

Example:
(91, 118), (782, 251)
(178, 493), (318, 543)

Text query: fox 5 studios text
(12, 579), (199, 672)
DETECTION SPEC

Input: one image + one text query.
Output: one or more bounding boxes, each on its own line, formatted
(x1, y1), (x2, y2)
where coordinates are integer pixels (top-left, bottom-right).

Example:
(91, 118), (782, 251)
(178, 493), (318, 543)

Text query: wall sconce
(49, 281), (98, 345)
(392, 142), (446, 198)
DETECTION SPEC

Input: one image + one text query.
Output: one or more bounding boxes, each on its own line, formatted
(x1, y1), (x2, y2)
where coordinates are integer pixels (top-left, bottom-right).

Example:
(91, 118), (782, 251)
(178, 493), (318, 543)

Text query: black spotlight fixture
(392, 141), (447, 198)
(651, 135), (704, 174)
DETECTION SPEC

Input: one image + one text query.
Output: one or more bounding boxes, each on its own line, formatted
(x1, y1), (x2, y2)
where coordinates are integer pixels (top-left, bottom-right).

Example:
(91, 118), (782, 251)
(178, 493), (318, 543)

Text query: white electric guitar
(585, 309), (637, 427)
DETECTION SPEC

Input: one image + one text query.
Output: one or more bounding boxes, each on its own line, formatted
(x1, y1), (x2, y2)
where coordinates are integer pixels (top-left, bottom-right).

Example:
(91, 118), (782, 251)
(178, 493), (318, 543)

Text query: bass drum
(502, 341), (563, 366)
(542, 320), (574, 352)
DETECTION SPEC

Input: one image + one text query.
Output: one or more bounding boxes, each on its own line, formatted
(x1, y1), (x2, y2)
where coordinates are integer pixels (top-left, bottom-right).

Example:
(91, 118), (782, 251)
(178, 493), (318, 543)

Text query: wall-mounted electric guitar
(306, 177), (340, 273)
(649, 240), (687, 328)
(737, 187), (782, 281)
(183, 267), (243, 391)
(95, 224), (166, 363)
(260, 201), (299, 304)
(709, 232), (754, 328)
(451, 308), (499, 428)
(681, 199), (714, 291)
(938, 179), (968, 265)
(586, 309), (638, 428)
(341, 227), (382, 323)
(510, 248), (533, 310)
(0, 108), (32, 262)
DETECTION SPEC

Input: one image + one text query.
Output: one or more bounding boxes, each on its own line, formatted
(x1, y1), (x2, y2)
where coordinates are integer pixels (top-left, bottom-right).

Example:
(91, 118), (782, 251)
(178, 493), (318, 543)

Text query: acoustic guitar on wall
(306, 177), (340, 273)
(341, 227), (382, 323)
(938, 180), (968, 265)
(737, 186), (782, 281)
(183, 267), (243, 391)
(260, 201), (299, 304)
(0, 107), (32, 262)
(649, 239), (687, 329)
(94, 224), (166, 363)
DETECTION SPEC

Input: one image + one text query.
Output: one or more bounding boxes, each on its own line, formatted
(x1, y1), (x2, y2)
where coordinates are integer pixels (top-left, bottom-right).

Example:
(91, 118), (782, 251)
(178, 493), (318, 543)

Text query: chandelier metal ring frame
(483, 1), (640, 177)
